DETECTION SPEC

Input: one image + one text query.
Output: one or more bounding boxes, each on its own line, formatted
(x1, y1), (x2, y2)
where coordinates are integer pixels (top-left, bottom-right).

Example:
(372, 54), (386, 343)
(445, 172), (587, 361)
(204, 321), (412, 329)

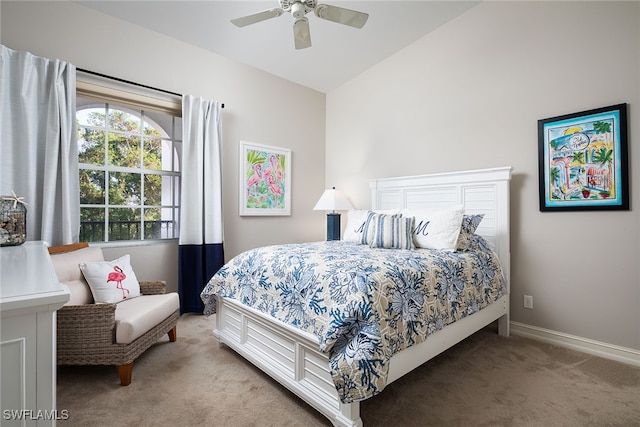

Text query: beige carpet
(57, 314), (640, 427)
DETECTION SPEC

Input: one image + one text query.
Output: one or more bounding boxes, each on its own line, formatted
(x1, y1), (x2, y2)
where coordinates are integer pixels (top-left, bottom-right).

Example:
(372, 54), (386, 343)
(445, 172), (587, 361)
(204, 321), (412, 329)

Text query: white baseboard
(510, 321), (640, 368)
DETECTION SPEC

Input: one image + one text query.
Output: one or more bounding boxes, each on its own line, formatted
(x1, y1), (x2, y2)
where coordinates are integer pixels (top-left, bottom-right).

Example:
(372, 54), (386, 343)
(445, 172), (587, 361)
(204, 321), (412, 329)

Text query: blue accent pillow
(456, 214), (484, 251)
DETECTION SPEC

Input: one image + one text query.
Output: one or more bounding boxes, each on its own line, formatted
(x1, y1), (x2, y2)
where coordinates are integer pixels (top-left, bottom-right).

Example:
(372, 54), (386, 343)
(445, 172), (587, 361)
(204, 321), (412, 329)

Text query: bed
(201, 167), (512, 427)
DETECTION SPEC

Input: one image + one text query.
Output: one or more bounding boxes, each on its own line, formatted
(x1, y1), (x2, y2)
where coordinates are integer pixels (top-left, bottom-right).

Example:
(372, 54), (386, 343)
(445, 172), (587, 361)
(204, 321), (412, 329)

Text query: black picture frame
(538, 103), (629, 211)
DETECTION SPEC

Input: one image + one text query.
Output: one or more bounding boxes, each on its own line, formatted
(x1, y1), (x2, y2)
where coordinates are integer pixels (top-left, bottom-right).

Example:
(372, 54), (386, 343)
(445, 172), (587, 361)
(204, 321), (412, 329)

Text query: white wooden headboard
(369, 167), (512, 292)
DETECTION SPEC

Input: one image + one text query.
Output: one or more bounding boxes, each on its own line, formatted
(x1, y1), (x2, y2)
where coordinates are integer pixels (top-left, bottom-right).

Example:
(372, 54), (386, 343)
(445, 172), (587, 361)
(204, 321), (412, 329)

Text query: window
(76, 87), (182, 243)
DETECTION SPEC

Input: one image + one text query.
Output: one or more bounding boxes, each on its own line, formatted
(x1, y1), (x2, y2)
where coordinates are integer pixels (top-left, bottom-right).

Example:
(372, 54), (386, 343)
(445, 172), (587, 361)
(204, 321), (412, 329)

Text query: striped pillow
(359, 211), (398, 245)
(367, 213), (415, 250)
(343, 209), (401, 243)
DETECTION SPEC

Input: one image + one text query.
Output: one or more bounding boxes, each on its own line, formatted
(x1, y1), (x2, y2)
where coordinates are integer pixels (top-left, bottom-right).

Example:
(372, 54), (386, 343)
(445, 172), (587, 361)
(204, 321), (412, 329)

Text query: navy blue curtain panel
(178, 243), (224, 313)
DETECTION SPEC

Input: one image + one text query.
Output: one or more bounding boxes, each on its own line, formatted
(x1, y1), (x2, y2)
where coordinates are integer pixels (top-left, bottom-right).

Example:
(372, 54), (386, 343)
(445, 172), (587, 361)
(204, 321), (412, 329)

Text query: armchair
(48, 243), (180, 386)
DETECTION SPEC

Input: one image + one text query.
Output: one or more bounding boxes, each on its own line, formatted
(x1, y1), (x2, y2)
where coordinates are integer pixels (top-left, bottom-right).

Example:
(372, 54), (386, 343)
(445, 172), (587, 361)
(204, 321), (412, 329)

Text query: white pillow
(342, 209), (401, 243)
(79, 255), (141, 303)
(401, 205), (465, 251)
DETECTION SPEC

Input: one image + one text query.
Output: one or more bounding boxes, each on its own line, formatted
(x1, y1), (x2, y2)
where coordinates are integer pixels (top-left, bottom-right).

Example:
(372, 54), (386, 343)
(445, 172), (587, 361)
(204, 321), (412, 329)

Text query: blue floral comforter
(201, 235), (506, 403)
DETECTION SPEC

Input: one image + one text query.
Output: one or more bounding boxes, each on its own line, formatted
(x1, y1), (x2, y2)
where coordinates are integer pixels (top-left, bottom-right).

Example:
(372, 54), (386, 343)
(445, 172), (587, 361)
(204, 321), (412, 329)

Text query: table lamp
(313, 187), (353, 241)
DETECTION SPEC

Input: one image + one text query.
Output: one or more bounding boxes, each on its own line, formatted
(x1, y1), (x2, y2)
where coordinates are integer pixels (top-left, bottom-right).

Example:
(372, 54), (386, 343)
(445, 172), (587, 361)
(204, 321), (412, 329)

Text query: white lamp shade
(313, 187), (354, 211)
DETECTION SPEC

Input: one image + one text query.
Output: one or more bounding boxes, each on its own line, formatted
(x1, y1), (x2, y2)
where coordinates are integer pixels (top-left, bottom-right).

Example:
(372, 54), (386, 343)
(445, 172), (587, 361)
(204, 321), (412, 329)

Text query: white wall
(327, 1), (640, 350)
(1, 1), (328, 293)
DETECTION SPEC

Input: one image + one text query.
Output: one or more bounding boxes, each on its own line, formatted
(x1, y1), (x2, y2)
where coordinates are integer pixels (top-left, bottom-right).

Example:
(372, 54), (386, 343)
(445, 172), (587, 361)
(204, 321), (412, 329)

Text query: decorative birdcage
(0, 193), (27, 246)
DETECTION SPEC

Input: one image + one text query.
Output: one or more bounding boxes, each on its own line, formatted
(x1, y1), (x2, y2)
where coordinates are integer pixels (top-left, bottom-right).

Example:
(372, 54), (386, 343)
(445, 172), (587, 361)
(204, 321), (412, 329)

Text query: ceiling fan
(231, 0), (369, 50)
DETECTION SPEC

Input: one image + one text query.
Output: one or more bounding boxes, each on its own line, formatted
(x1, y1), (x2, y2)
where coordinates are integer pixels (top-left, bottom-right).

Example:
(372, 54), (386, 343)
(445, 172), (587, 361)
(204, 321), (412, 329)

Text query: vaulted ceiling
(76, 1), (479, 93)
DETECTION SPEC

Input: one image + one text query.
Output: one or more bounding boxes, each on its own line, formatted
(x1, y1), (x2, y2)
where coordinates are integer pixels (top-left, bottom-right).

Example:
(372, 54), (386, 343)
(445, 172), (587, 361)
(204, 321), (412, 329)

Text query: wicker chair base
(57, 310), (179, 385)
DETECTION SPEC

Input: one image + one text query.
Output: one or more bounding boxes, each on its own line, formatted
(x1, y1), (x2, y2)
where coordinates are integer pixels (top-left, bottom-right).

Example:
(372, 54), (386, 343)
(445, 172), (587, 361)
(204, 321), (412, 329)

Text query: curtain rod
(77, 68), (224, 108)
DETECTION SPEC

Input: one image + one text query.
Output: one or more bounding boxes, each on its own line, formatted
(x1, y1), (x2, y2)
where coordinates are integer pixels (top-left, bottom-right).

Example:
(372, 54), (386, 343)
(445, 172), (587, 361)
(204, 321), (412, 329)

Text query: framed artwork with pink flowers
(239, 141), (291, 216)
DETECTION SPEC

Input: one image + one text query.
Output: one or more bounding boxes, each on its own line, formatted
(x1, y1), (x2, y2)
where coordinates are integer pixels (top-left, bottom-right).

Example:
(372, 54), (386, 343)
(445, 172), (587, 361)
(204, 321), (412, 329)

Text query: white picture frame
(239, 141), (291, 216)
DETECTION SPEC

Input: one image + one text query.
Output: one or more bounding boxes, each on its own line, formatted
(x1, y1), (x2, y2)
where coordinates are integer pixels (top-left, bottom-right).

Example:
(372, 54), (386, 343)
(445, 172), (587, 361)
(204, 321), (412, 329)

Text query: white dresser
(1, 241), (70, 426)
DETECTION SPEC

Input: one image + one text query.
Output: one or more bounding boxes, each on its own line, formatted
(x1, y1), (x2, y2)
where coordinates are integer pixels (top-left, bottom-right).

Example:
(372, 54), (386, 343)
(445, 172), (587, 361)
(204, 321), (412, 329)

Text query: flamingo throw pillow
(79, 255), (141, 303)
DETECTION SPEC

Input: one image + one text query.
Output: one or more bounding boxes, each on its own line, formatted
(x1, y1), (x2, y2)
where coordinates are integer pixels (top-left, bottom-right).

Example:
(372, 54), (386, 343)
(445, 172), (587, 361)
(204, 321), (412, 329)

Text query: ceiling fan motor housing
(280, 0), (317, 16)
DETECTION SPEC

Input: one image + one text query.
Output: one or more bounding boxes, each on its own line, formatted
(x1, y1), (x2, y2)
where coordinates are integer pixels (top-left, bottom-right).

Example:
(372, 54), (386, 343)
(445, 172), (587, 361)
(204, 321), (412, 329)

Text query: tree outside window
(77, 99), (181, 242)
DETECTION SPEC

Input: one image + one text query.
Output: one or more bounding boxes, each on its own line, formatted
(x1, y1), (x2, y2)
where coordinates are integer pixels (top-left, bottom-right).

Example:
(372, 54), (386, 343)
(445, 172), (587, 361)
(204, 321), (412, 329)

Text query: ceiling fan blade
(293, 18), (312, 50)
(314, 4), (369, 29)
(231, 8), (284, 27)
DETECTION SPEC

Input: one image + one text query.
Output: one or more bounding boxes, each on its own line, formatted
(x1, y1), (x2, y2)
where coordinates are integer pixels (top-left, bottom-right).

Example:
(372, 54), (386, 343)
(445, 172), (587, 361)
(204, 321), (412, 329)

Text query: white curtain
(178, 95), (224, 313)
(0, 45), (79, 245)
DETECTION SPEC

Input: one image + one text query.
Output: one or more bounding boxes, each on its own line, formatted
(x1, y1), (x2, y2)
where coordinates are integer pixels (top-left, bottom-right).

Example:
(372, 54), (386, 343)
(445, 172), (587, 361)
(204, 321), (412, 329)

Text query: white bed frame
(213, 167), (512, 427)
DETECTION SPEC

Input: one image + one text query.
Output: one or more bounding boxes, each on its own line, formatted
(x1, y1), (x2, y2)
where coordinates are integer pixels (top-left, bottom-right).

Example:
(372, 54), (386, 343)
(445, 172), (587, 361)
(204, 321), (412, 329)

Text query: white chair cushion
(49, 246), (104, 283)
(49, 246), (104, 305)
(63, 280), (94, 305)
(114, 293), (180, 344)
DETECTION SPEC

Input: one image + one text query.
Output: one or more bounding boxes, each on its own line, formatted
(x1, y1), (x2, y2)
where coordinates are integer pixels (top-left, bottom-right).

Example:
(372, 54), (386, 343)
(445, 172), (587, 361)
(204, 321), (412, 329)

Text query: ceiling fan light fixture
(293, 17), (312, 49)
(291, 2), (307, 19)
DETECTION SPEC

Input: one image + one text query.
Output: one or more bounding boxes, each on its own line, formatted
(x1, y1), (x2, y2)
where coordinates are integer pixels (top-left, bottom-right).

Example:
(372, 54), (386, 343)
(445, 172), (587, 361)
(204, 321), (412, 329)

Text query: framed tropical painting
(239, 141), (291, 216)
(538, 103), (628, 211)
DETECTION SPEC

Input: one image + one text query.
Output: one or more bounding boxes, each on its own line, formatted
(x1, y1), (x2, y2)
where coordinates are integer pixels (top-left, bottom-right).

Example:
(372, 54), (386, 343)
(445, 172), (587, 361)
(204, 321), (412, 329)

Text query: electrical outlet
(524, 295), (533, 309)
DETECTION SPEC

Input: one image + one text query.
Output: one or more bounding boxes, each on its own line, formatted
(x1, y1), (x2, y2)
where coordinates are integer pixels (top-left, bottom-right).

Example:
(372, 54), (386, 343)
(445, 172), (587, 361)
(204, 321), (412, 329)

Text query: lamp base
(326, 213), (341, 241)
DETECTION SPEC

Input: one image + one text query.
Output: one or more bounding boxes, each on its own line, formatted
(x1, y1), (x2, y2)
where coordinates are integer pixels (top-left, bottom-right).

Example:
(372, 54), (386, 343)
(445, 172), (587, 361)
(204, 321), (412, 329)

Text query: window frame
(76, 71), (182, 245)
